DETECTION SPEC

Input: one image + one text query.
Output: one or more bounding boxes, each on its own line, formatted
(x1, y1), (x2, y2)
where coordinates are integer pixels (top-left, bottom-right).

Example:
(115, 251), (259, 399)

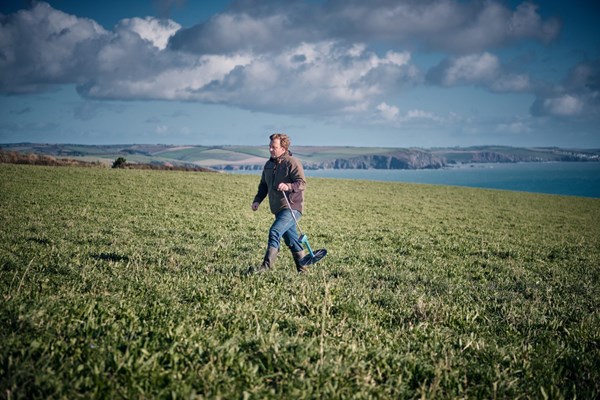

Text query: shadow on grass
(91, 252), (130, 262)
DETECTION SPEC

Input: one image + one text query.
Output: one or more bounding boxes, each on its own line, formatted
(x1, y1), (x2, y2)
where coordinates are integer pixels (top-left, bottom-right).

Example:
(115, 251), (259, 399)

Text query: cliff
(302, 150), (446, 170)
(2, 143), (598, 171)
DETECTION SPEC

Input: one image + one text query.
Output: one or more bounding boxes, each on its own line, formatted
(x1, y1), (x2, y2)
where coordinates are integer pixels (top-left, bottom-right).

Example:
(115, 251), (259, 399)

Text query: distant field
(291, 146), (402, 163)
(1, 164), (599, 398)
(2, 143), (599, 169)
(155, 145), (404, 165)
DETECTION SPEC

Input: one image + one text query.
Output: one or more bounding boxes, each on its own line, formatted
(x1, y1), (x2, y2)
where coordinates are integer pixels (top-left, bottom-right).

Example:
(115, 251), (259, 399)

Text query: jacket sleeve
(288, 159), (306, 192)
(253, 169), (268, 204)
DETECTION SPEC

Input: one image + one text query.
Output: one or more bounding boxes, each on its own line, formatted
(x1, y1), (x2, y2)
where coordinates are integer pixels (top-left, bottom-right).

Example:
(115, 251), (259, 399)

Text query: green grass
(1, 164), (599, 399)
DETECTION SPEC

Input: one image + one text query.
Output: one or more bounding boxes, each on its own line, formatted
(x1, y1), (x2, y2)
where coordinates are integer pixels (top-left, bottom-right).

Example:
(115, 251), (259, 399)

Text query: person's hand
(251, 202), (260, 211)
(277, 183), (290, 191)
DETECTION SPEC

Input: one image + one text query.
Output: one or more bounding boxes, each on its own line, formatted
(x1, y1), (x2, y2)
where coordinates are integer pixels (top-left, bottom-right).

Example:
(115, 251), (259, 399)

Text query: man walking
(250, 133), (308, 273)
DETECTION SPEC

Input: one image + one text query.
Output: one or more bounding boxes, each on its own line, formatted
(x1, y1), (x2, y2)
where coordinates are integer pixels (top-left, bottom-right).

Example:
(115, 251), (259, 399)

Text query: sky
(0, 0), (599, 148)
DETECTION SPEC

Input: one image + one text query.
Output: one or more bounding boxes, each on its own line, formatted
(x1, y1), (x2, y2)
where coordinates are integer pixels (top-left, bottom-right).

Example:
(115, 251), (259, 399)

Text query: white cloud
(376, 102), (400, 121)
(372, 104), (445, 126)
(75, 38), (420, 115)
(508, 2), (561, 43)
(2, 0), (586, 135)
(117, 17), (181, 50)
(385, 51), (412, 67)
(542, 95), (584, 117)
(82, 52), (254, 100)
(193, 42), (419, 115)
(436, 53), (501, 86)
(404, 109), (440, 122)
(0, 3), (422, 116)
(0, 2), (107, 93)
(168, 6), (319, 54)
(427, 52), (531, 93)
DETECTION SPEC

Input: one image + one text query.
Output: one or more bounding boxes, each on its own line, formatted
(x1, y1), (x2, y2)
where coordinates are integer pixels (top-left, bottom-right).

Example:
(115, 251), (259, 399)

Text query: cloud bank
(3, 0), (594, 128)
(168, 0), (561, 54)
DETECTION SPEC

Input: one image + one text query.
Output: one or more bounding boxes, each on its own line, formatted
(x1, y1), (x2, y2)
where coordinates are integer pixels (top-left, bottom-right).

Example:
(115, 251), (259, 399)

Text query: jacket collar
(270, 150), (291, 164)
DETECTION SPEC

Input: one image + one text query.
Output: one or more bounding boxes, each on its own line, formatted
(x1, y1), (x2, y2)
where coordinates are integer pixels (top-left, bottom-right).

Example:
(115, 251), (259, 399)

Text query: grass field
(1, 164), (599, 399)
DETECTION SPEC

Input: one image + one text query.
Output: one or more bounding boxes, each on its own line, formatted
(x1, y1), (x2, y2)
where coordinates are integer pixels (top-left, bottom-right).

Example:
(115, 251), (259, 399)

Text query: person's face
(269, 139), (286, 158)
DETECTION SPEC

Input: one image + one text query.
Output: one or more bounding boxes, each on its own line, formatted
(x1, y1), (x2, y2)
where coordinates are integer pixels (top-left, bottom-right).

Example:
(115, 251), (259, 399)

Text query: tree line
(0, 149), (215, 172)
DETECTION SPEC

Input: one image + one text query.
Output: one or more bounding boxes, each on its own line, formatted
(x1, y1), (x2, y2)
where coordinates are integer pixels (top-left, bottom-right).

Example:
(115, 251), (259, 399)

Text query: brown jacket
(253, 152), (306, 214)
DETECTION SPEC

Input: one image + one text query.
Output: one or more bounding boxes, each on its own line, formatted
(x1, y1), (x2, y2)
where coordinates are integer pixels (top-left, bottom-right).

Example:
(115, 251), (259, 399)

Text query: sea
(232, 162), (600, 198)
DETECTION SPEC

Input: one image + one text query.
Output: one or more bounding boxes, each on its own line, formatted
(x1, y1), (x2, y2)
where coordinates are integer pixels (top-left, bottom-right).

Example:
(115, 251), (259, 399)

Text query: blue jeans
(268, 208), (303, 252)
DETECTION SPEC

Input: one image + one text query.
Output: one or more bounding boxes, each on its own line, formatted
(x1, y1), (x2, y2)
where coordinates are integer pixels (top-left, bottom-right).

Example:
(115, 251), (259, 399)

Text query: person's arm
(252, 170), (268, 210)
(287, 159), (306, 192)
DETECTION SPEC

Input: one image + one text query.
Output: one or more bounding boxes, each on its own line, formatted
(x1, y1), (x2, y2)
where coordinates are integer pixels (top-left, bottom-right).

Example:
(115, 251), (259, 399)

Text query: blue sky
(1, 0), (599, 148)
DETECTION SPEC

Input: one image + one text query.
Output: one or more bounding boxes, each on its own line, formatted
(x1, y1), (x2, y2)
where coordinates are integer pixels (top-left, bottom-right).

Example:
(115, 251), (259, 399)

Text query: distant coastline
(1, 143), (599, 171)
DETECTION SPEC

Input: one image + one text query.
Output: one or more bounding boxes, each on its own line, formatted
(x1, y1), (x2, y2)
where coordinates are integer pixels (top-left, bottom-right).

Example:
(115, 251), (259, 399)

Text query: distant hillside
(1, 143), (599, 170)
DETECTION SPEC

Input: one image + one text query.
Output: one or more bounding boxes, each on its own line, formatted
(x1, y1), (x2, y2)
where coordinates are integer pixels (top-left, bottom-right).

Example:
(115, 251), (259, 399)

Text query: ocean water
(234, 162), (600, 198)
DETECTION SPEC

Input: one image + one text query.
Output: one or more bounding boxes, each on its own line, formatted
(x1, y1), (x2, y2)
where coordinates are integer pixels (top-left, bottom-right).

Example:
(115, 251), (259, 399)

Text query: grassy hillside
(1, 164), (599, 398)
(1, 143), (400, 167)
(5, 143), (598, 170)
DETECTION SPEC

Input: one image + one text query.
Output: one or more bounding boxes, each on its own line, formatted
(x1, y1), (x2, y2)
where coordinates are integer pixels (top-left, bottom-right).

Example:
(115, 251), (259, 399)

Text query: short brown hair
(270, 133), (290, 150)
